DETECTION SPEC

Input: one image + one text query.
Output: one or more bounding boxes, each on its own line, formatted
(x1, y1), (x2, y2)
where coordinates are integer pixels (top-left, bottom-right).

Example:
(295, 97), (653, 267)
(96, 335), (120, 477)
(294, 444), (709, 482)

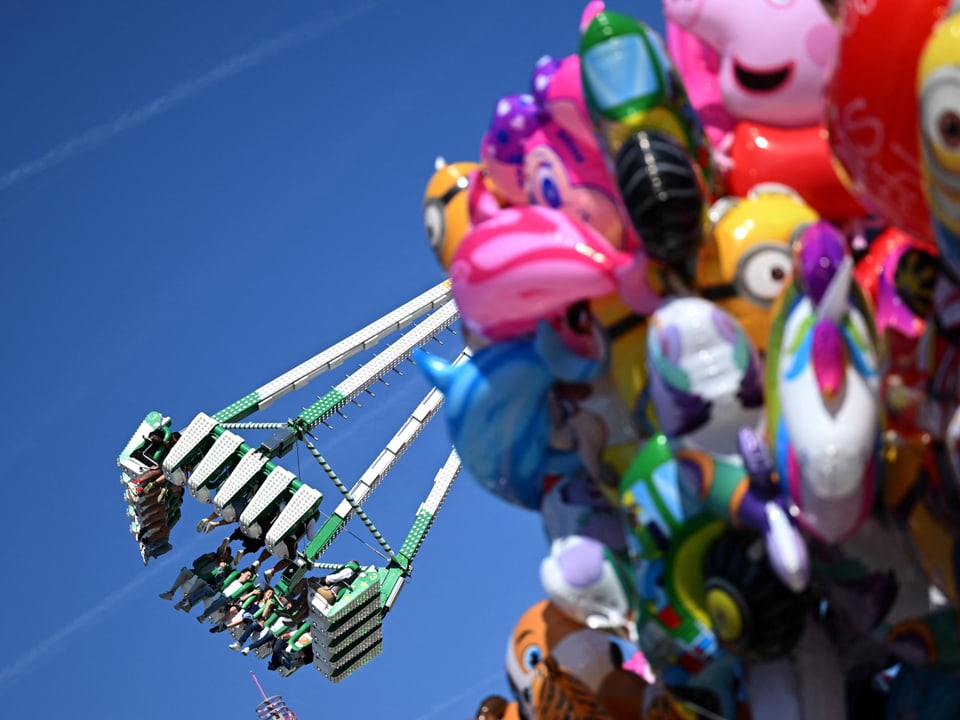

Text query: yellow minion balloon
(918, 3), (960, 276)
(422, 157), (479, 272)
(697, 183), (819, 352)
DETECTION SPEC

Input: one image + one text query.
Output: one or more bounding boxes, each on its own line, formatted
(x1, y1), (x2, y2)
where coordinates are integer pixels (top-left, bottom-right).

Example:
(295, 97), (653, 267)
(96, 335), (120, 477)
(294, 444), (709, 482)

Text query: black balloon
(615, 129), (706, 280)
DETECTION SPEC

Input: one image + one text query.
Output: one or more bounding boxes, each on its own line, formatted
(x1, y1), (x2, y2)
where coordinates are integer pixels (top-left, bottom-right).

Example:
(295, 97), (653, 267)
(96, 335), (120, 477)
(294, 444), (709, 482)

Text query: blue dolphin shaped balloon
(413, 321), (603, 509)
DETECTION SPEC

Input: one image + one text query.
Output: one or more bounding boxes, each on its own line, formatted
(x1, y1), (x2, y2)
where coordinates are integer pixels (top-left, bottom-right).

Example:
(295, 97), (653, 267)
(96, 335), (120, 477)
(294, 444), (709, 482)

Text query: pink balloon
(663, 0), (838, 128)
(450, 205), (632, 341)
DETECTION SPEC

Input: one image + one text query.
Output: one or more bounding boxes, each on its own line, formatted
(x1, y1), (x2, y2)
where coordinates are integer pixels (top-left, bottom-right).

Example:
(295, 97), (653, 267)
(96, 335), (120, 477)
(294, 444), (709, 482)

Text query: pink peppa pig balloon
(663, 0), (839, 128)
(664, 0), (867, 225)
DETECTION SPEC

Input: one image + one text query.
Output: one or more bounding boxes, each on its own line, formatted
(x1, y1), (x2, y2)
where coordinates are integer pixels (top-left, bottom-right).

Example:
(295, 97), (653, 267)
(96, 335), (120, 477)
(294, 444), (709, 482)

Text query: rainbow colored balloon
(765, 220), (882, 544)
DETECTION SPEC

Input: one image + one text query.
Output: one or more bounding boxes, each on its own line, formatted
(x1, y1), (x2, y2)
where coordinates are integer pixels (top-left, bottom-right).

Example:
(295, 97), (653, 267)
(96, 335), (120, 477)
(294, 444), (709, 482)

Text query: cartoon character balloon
(504, 599), (672, 720)
(412, 321), (602, 510)
(909, 3), (960, 600)
(665, 0), (867, 224)
(698, 183), (819, 352)
(423, 158), (480, 271)
(448, 205), (643, 343)
(766, 220), (881, 544)
(664, 0), (838, 128)
(481, 50), (640, 254)
(579, 8), (716, 280)
(918, 3), (960, 277)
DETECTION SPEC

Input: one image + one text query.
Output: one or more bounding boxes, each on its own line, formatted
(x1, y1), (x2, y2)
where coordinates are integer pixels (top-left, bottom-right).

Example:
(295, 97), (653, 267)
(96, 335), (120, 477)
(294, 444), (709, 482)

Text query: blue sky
(0, 1), (664, 717)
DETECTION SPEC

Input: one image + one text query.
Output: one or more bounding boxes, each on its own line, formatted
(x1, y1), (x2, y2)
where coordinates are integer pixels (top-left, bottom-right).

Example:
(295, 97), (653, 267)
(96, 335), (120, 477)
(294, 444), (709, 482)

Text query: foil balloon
(609, 436), (730, 693)
(448, 204), (636, 342)
(579, 9), (715, 182)
(423, 157), (480, 271)
(412, 321), (602, 511)
(664, 0), (867, 224)
(618, 433), (807, 720)
(725, 122), (867, 223)
(698, 183), (819, 352)
(663, 0), (839, 128)
(613, 130), (709, 280)
(646, 297), (765, 452)
(540, 534), (639, 641)
(766, 220), (882, 544)
(504, 599), (668, 720)
(579, 9), (715, 279)
(825, 0), (948, 240)
(524, 54), (639, 252)
(853, 227), (939, 342)
(918, 3), (960, 276)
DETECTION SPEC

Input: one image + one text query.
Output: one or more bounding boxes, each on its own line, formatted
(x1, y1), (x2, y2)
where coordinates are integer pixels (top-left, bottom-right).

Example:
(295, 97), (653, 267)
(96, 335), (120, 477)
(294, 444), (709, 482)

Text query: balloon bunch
(420, 1), (960, 717)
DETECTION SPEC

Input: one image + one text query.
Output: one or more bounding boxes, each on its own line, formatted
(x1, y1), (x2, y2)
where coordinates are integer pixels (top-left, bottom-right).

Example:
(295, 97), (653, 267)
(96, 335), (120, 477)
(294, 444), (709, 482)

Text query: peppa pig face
(663, 0), (839, 127)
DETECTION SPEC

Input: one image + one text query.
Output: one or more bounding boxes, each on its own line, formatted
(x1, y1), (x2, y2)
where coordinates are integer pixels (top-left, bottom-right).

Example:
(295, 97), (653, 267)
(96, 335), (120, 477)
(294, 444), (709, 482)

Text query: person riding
(313, 560), (361, 605)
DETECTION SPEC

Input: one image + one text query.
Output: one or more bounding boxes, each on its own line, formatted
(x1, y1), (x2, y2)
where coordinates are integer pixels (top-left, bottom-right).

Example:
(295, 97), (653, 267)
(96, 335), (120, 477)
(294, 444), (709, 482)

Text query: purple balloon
(530, 54), (562, 110)
(795, 220), (847, 305)
(485, 93), (540, 165)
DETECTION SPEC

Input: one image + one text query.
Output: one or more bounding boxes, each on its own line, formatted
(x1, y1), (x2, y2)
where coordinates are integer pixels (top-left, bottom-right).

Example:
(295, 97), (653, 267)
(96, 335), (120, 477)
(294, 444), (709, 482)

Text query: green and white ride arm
(118, 279), (471, 681)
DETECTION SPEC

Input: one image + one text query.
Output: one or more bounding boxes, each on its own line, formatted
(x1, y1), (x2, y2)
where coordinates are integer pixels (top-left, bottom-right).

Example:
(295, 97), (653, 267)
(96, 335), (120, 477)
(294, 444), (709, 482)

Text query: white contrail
(0, 537), (201, 691)
(0, 567), (157, 688)
(0, 0), (386, 192)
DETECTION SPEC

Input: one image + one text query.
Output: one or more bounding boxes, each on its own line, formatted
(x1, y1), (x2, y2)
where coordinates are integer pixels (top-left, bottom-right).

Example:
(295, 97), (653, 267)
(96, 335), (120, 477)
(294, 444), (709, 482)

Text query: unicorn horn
(815, 255), (853, 324)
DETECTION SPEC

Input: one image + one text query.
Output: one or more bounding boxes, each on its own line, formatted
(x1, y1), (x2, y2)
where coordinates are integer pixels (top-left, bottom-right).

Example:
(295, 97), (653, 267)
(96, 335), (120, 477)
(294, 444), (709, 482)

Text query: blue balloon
(413, 321), (602, 509)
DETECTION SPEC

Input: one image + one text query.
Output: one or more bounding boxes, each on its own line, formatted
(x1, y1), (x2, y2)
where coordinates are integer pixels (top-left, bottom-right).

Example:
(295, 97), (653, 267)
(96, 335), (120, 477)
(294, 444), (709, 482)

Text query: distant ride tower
(252, 672), (299, 720)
